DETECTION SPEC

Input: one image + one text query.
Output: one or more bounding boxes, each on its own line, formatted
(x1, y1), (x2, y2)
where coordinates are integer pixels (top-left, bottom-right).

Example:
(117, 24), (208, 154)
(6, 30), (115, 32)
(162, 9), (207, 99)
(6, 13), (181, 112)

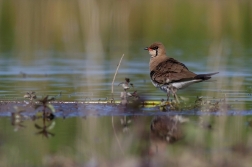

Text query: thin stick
(111, 54), (125, 95)
(111, 54), (125, 155)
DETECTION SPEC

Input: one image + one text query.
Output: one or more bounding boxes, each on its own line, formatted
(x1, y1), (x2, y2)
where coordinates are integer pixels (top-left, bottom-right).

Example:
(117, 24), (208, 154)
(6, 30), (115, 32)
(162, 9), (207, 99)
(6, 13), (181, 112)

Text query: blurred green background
(0, 0), (251, 54)
(0, 0), (251, 102)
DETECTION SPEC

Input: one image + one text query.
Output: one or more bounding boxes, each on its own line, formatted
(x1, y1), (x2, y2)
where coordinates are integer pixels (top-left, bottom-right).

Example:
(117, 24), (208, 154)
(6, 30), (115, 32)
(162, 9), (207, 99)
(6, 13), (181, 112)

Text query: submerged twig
(111, 54), (125, 96)
(112, 116), (124, 155)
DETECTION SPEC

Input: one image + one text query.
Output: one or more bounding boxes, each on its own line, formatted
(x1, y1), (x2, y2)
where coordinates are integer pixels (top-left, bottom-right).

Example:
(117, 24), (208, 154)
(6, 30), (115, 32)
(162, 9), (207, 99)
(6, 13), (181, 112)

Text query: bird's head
(144, 42), (166, 58)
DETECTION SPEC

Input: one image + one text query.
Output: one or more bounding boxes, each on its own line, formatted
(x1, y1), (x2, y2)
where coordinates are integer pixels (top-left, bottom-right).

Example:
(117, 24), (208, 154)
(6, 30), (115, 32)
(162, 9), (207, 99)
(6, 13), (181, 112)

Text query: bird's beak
(144, 47), (149, 50)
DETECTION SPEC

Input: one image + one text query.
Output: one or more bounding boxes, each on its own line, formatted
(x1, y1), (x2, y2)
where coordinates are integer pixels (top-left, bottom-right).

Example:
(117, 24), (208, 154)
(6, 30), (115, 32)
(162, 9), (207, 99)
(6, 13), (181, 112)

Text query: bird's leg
(171, 87), (180, 104)
(166, 88), (171, 102)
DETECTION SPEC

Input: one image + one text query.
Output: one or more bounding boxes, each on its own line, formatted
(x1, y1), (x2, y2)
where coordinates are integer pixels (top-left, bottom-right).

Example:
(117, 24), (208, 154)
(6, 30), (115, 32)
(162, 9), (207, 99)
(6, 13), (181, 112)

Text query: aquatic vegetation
(157, 96), (231, 112)
(34, 118), (55, 138)
(34, 95), (56, 121)
(10, 105), (56, 138)
(23, 91), (37, 101)
(194, 96), (230, 112)
(118, 78), (134, 91)
(11, 106), (26, 131)
(118, 77), (142, 108)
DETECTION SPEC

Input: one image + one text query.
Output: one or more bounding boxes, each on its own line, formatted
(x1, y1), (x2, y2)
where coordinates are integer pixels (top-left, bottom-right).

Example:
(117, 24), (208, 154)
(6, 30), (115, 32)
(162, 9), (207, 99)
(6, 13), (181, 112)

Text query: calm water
(1, 113), (252, 166)
(0, 43), (252, 166)
(0, 45), (252, 110)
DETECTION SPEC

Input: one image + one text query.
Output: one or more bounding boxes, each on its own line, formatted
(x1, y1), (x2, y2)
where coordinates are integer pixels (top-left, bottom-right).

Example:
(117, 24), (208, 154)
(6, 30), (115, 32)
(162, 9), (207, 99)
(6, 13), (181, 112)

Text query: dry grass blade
(111, 54), (125, 155)
(111, 54), (125, 96)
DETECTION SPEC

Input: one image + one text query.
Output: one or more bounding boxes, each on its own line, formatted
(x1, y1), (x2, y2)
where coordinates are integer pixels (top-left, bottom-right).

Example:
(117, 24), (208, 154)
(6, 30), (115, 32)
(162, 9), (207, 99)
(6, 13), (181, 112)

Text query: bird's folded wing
(150, 58), (197, 84)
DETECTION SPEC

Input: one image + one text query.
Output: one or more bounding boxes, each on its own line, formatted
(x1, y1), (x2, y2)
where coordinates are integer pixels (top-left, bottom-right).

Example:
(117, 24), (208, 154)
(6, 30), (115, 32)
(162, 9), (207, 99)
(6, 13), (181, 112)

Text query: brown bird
(144, 42), (218, 102)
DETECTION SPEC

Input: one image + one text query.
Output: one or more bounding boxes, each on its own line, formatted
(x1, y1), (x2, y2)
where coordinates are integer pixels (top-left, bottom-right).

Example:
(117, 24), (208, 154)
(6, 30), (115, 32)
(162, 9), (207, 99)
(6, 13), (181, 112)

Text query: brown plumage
(144, 42), (218, 101)
(150, 116), (187, 143)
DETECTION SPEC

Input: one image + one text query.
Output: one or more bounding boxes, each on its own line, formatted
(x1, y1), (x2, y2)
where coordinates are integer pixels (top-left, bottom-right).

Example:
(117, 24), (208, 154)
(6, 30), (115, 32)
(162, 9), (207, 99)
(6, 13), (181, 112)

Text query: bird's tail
(194, 72), (219, 80)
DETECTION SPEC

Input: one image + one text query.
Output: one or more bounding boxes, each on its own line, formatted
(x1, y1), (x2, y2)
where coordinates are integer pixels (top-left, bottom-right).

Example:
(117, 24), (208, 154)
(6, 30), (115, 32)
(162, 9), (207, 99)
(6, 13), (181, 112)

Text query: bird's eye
(153, 46), (158, 50)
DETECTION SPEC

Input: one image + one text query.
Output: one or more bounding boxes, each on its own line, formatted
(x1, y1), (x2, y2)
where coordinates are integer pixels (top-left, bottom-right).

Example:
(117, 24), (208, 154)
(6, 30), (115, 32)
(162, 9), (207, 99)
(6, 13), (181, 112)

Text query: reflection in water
(34, 100), (56, 138)
(5, 110), (252, 166)
(149, 115), (189, 155)
(11, 99), (56, 137)
(11, 107), (56, 137)
(34, 117), (55, 138)
(11, 106), (26, 131)
(120, 116), (132, 133)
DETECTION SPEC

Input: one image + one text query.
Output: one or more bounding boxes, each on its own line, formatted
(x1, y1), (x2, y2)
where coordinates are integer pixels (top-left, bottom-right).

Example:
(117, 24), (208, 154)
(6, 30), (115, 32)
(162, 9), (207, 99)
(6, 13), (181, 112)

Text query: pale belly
(151, 79), (202, 93)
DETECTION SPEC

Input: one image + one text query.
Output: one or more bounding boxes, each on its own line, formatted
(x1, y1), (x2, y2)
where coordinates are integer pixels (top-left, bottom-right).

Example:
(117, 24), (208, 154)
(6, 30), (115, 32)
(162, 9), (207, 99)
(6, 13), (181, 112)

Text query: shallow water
(0, 46), (252, 111)
(0, 47), (251, 166)
(1, 109), (252, 166)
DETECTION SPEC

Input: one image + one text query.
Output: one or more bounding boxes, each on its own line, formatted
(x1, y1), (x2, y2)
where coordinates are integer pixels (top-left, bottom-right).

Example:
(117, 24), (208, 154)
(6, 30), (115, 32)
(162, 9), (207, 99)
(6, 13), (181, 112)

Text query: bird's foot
(174, 93), (180, 104)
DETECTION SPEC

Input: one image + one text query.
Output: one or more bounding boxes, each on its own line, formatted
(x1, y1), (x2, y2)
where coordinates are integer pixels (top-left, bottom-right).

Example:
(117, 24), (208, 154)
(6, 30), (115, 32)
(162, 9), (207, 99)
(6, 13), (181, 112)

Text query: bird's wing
(150, 58), (197, 84)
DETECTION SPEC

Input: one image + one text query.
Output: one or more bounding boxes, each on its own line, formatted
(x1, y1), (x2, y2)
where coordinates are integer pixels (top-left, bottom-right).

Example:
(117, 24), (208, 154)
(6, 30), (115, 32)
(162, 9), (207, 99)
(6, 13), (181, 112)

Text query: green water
(1, 116), (252, 166)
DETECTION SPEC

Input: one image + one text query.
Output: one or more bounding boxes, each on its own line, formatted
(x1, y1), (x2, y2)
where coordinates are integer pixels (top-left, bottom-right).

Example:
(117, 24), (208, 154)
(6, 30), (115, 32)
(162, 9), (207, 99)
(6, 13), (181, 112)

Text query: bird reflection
(149, 115), (189, 154)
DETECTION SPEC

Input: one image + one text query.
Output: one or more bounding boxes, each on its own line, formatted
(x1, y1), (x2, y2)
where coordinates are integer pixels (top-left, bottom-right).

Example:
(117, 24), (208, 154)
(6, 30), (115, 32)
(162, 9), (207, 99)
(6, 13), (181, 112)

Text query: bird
(144, 42), (218, 102)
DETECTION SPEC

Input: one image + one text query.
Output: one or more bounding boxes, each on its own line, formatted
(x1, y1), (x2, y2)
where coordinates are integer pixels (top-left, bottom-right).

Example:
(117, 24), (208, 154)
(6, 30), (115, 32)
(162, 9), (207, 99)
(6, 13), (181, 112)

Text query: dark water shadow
(1, 101), (252, 118)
